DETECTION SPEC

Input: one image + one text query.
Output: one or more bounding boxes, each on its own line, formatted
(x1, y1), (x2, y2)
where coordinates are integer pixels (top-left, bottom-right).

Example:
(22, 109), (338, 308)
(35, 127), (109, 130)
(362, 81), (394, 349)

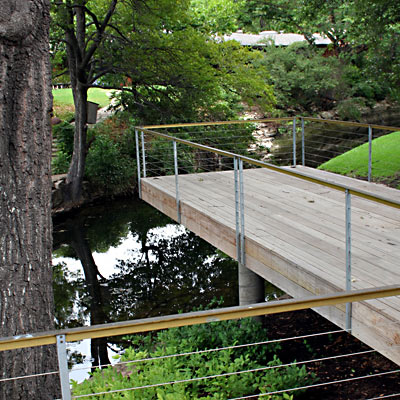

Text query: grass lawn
(318, 131), (400, 187)
(53, 88), (114, 108)
(52, 88), (115, 120)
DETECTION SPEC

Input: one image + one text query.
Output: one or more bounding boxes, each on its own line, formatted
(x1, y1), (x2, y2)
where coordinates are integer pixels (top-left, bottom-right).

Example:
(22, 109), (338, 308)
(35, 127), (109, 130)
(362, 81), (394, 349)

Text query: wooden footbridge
(135, 119), (400, 366)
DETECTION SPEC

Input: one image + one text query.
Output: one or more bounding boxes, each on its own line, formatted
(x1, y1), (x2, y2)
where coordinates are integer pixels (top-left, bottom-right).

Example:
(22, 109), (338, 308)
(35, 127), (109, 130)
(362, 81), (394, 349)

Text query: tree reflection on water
(52, 198), (238, 368)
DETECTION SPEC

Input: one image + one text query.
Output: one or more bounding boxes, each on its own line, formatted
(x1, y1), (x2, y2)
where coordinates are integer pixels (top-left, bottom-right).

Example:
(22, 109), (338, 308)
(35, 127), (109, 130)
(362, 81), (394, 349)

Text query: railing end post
(57, 334), (72, 400)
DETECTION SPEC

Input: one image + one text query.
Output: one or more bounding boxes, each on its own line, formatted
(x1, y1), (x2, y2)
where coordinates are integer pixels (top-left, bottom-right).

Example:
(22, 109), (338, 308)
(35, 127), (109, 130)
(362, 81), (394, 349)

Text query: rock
(51, 116), (62, 125)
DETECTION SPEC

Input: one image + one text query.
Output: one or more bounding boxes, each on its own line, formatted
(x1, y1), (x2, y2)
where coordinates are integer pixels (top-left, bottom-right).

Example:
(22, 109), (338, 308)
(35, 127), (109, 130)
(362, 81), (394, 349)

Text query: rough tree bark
(0, 0), (58, 398)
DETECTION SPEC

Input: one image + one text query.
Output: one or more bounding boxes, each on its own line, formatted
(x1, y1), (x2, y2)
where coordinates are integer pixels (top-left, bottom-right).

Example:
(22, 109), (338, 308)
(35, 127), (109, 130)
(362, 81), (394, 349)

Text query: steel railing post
(239, 158), (246, 265)
(141, 131), (146, 178)
(292, 117), (297, 167)
(173, 141), (181, 224)
(135, 129), (142, 199)
(368, 126), (372, 182)
(234, 157), (241, 264)
(57, 335), (71, 400)
(301, 117), (305, 166)
(345, 189), (352, 332)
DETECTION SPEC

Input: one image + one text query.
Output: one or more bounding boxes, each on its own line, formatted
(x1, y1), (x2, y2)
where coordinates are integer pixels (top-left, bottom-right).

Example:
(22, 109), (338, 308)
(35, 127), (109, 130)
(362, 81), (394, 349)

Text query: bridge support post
(234, 158), (264, 306)
(173, 141), (181, 224)
(292, 117), (297, 167)
(345, 189), (352, 332)
(368, 126), (372, 182)
(141, 131), (146, 178)
(57, 334), (71, 400)
(135, 129), (142, 199)
(301, 117), (305, 166)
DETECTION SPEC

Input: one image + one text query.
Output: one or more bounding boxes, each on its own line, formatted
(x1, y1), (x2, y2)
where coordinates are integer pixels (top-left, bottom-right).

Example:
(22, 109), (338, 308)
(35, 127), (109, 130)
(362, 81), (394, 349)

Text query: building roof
(224, 30), (331, 47)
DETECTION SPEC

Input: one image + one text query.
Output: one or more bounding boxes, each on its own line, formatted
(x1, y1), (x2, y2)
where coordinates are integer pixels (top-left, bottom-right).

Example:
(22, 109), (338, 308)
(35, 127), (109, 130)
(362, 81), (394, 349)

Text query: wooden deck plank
(141, 167), (400, 365)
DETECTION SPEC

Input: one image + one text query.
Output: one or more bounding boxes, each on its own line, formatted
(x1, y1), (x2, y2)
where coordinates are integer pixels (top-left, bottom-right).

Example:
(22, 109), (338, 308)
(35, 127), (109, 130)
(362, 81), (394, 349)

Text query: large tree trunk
(0, 1), (58, 398)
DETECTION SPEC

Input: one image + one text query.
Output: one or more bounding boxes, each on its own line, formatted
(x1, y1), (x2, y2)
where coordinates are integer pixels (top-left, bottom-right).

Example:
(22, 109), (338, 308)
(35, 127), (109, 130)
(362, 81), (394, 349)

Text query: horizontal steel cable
(364, 394), (400, 400)
(72, 349), (374, 399)
(0, 370), (59, 383)
(228, 369), (400, 400)
(70, 329), (347, 372)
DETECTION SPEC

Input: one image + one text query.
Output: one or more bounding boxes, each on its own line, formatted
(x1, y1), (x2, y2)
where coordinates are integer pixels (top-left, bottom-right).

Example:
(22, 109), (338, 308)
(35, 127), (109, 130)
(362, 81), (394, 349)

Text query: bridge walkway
(141, 166), (400, 365)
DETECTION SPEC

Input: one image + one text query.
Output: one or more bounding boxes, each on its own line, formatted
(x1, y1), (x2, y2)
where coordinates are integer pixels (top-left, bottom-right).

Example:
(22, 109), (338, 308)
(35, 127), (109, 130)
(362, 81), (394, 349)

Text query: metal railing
(2, 118), (399, 399)
(138, 117), (400, 185)
(294, 117), (399, 183)
(1, 287), (400, 399)
(135, 118), (400, 332)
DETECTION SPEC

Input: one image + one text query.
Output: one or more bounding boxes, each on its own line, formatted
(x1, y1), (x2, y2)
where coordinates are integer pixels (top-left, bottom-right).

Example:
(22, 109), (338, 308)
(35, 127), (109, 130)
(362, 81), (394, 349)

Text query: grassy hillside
(318, 131), (400, 187)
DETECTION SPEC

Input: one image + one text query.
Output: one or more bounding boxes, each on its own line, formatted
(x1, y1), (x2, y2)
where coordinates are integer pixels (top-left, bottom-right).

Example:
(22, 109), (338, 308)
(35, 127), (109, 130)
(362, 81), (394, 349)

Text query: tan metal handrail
(303, 117), (400, 132)
(141, 117), (293, 130)
(1, 286), (400, 352)
(141, 117), (400, 132)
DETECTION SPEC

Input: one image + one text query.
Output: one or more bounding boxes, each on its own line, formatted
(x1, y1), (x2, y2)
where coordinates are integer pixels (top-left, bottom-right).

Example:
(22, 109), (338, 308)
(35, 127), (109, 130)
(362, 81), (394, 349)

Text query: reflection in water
(52, 198), (239, 371)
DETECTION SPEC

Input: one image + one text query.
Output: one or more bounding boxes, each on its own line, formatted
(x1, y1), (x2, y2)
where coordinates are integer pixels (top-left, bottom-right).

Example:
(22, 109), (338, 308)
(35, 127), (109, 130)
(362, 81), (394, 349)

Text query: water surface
(52, 198), (239, 377)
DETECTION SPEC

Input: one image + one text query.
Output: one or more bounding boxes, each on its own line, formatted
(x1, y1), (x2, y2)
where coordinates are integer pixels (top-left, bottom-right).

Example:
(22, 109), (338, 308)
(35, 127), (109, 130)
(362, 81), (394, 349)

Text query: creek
(52, 197), (240, 380)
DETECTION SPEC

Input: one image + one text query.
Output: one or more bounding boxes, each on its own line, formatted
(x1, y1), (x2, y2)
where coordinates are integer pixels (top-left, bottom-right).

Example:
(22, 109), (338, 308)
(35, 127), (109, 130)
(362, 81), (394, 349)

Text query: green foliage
(259, 42), (386, 114)
(72, 316), (314, 399)
(319, 131), (400, 183)
(108, 31), (274, 125)
(52, 151), (71, 174)
(260, 43), (339, 113)
(53, 263), (86, 329)
(52, 121), (74, 174)
(53, 121), (74, 155)
(85, 134), (135, 191)
(238, 0), (400, 104)
(336, 98), (365, 121)
(189, 0), (244, 34)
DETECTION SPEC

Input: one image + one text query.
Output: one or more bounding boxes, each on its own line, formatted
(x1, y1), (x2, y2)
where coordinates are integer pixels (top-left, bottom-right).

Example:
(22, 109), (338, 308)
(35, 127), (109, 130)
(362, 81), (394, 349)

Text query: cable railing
(2, 117), (399, 399)
(1, 287), (400, 399)
(134, 118), (400, 380)
(142, 117), (400, 185)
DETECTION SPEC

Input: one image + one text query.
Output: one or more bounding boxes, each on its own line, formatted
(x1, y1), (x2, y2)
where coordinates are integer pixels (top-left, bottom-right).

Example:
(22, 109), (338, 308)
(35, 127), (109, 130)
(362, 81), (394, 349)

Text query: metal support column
(239, 158), (246, 266)
(141, 131), (146, 178)
(368, 126), (372, 182)
(301, 117), (305, 166)
(345, 189), (352, 332)
(292, 117), (297, 167)
(173, 141), (181, 224)
(135, 129), (142, 199)
(234, 157), (241, 263)
(235, 158), (264, 306)
(57, 335), (71, 400)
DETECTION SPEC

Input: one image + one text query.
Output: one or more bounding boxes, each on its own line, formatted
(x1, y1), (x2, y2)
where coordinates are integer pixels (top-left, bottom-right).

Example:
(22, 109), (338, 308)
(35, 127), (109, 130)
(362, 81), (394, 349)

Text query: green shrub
(72, 317), (314, 399)
(53, 122), (75, 155)
(336, 98), (366, 121)
(52, 151), (71, 174)
(85, 134), (135, 191)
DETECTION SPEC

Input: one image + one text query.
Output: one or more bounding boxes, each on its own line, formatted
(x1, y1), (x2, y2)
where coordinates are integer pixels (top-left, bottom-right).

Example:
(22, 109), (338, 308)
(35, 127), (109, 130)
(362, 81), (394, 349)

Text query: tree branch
(81, 0), (118, 69)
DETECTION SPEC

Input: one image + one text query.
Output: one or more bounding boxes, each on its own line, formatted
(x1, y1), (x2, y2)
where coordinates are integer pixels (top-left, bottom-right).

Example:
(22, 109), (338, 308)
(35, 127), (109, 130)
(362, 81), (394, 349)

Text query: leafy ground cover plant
(72, 314), (314, 399)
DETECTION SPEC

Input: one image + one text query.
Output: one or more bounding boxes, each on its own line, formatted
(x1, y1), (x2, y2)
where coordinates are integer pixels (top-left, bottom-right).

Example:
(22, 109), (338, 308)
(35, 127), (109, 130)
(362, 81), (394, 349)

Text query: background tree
(51, 0), (274, 206)
(52, 0), (119, 205)
(0, 0), (58, 398)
